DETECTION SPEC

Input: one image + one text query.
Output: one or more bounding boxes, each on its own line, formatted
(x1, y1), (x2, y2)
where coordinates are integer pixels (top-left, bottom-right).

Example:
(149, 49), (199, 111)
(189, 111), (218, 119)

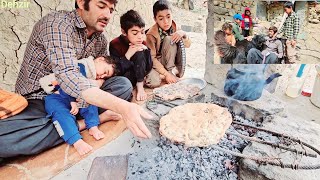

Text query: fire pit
(124, 95), (320, 179)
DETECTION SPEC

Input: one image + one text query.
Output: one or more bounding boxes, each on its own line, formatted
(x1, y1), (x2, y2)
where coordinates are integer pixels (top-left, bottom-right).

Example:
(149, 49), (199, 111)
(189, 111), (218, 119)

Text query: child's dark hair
(222, 23), (232, 31)
(284, 1), (293, 8)
(153, 0), (171, 18)
(100, 56), (119, 77)
(120, 10), (145, 33)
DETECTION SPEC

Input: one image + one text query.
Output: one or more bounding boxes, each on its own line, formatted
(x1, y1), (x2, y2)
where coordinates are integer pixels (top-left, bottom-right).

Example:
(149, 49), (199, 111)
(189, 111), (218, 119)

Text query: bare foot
(78, 110), (122, 131)
(100, 110), (122, 122)
(136, 82), (147, 101)
(89, 126), (105, 140)
(73, 139), (93, 156)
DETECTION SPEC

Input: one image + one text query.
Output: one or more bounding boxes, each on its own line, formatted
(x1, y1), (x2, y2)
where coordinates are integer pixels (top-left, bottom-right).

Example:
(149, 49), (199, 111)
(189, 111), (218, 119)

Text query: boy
(146, 0), (191, 88)
(109, 10), (153, 101)
(43, 56), (117, 155)
(232, 14), (252, 42)
(222, 22), (236, 46)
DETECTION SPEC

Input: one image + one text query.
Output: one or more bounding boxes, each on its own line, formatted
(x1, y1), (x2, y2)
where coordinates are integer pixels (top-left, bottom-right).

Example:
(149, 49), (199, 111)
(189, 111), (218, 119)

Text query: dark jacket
(109, 35), (151, 75)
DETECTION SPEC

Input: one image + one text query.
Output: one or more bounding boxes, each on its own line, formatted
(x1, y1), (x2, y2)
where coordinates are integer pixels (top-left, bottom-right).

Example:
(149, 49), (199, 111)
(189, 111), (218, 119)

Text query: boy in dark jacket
(109, 10), (153, 101)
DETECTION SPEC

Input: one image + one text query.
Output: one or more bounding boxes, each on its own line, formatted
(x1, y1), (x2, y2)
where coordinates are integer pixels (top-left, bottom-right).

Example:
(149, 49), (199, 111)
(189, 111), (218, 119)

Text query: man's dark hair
(120, 10), (145, 33)
(284, 1), (293, 8)
(153, 0), (171, 18)
(75, 0), (118, 11)
(222, 23), (232, 31)
(269, 26), (278, 34)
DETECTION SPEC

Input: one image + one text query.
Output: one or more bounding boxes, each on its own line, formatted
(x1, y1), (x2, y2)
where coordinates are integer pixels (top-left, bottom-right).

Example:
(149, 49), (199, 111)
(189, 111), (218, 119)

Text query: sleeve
(42, 20), (97, 107)
(293, 16), (300, 40)
(146, 34), (168, 75)
(109, 42), (134, 75)
(232, 23), (244, 41)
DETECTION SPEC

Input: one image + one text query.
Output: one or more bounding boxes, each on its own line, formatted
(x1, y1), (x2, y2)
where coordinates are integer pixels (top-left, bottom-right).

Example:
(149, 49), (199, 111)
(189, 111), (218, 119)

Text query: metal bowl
(177, 78), (207, 90)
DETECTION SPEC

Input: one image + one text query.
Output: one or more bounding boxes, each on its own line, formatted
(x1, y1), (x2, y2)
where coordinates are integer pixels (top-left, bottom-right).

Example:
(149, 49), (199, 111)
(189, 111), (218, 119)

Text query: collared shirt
(232, 22), (245, 41)
(265, 36), (283, 58)
(279, 11), (300, 40)
(15, 10), (109, 107)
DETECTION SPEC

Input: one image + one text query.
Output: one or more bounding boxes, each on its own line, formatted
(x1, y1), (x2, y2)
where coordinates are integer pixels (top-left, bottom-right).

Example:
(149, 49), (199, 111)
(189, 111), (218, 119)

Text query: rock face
(211, 0), (257, 27)
(0, 0), (154, 91)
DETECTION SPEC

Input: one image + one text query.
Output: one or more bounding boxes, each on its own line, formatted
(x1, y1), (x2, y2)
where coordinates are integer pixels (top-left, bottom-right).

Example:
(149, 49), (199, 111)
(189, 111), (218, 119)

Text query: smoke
(224, 65), (282, 101)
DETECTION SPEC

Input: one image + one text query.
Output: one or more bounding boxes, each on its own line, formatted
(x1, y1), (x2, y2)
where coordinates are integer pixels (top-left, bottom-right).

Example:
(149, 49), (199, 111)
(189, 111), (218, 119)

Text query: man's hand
(70, 102), (79, 115)
(171, 30), (186, 43)
(246, 36), (253, 41)
(165, 72), (179, 84)
(122, 103), (153, 139)
(291, 40), (296, 47)
(125, 44), (147, 60)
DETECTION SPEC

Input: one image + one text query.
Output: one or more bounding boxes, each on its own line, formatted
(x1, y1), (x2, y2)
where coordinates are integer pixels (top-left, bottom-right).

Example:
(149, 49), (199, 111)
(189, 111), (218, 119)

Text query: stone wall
(267, 2), (284, 22)
(213, 0), (257, 24)
(0, 0), (154, 91)
(309, 2), (320, 24)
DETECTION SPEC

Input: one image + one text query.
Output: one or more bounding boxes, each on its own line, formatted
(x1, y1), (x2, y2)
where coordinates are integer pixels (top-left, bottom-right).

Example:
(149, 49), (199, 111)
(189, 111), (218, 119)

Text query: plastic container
(310, 65), (320, 108)
(286, 64), (311, 98)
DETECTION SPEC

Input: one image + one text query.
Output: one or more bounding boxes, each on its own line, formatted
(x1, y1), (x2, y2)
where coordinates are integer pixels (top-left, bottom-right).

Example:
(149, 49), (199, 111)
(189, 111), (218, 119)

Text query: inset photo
(208, 0), (320, 64)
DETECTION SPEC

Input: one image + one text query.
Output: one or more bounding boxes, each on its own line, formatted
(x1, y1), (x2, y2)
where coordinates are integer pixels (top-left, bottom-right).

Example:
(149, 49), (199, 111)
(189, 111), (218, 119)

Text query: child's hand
(165, 72), (179, 84)
(171, 30), (186, 43)
(70, 102), (79, 115)
(125, 44), (145, 60)
(96, 79), (105, 88)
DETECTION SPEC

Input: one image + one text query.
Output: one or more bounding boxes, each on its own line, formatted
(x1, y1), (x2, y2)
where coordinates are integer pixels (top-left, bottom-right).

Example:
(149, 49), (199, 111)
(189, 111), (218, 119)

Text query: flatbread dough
(153, 83), (200, 101)
(159, 103), (232, 147)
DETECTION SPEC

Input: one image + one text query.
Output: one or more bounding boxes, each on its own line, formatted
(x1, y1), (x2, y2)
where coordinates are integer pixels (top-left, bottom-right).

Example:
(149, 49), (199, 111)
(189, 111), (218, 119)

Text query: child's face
(94, 57), (114, 79)
(224, 28), (232, 35)
(245, 11), (251, 16)
(154, 9), (172, 31)
(123, 26), (145, 45)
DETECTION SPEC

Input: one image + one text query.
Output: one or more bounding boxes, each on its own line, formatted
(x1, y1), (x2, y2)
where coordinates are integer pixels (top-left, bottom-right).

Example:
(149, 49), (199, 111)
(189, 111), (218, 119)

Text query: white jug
(310, 65), (320, 108)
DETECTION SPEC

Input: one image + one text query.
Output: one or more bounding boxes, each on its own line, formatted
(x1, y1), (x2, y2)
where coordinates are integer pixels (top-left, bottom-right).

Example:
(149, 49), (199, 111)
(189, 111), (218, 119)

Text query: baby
(222, 22), (236, 47)
(42, 56), (116, 155)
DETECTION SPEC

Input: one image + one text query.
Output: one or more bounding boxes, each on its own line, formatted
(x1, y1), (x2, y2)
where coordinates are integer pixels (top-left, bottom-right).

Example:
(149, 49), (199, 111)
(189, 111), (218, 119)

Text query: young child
(43, 56), (116, 155)
(145, 0), (191, 88)
(241, 7), (253, 37)
(109, 10), (153, 101)
(222, 22), (236, 46)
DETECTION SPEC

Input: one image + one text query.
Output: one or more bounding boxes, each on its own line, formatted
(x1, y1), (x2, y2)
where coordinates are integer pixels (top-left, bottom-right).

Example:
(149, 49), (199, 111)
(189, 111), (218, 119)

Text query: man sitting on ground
(247, 26), (283, 64)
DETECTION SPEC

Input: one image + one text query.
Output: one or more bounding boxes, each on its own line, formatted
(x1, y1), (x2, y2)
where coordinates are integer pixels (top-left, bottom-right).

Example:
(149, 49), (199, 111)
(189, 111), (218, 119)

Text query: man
(232, 14), (252, 42)
(278, 1), (300, 63)
(0, 0), (152, 158)
(247, 26), (283, 64)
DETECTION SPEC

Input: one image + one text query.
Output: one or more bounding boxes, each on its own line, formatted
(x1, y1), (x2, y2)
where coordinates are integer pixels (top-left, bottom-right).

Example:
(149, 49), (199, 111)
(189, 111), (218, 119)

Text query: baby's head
(222, 23), (233, 35)
(94, 56), (117, 79)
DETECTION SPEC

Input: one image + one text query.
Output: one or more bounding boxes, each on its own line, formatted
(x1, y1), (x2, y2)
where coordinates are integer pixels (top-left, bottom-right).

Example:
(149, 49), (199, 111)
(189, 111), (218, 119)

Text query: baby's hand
(70, 102), (79, 115)
(96, 79), (105, 88)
